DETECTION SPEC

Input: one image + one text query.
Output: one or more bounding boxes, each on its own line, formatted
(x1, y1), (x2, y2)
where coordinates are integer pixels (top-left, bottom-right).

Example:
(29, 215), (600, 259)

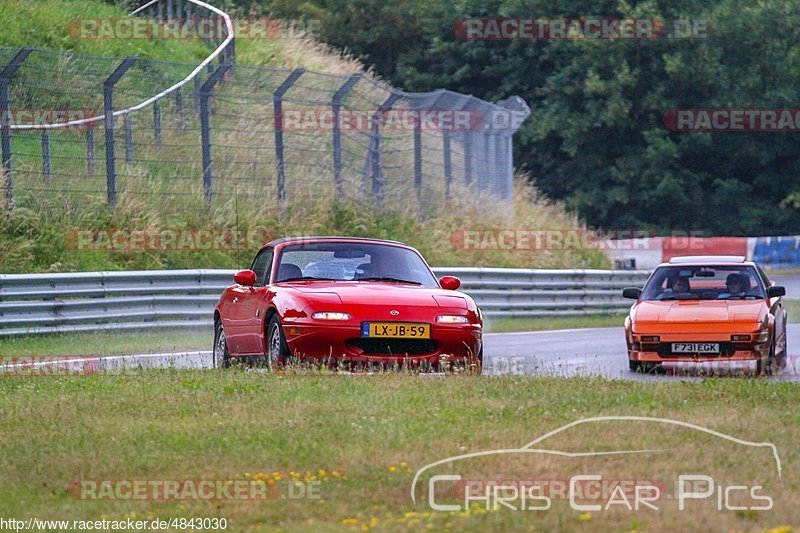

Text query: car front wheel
(266, 315), (289, 370)
(213, 322), (231, 369)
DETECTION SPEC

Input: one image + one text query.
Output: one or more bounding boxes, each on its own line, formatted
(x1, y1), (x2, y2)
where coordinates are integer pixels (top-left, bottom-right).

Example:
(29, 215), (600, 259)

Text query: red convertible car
(213, 237), (483, 370)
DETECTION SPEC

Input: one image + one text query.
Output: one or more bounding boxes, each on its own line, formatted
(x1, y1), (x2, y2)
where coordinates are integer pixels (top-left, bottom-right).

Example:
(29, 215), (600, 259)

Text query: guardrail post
(199, 63), (232, 209)
(86, 127), (95, 176)
(0, 47), (32, 209)
(331, 73), (361, 199)
(153, 101), (162, 148)
(103, 56), (137, 206)
(273, 68), (304, 204)
(41, 131), (51, 181)
(442, 130), (452, 200)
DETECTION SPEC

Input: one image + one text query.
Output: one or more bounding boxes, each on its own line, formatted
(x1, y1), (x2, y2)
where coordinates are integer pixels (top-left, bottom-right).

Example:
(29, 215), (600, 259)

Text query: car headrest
(277, 263), (303, 281)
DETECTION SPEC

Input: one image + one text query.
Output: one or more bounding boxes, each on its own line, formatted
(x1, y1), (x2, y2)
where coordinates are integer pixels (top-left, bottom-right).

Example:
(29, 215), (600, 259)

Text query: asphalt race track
(5, 324), (800, 382)
(483, 324), (800, 381)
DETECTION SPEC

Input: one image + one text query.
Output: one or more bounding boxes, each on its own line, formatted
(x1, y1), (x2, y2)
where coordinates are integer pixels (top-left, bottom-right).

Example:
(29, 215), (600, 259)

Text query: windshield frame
(270, 241), (440, 287)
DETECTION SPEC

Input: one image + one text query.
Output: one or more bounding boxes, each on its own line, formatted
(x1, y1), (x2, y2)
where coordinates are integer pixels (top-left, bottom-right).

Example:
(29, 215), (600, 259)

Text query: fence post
(167, 0), (174, 20)
(175, 87), (184, 129)
(463, 131), (473, 186)
(273, 68), (304, 204)
(413, 118), (422, 203)
(331, 73), (361, 199)
(442, 130), (452, 200)
(103, 56), (137, 206)
(153, 101), (162, 148)
(361, 92), (401, 203)
(124, 114), (134, 163)
(86, 127), (95, 176)
(0, 47), (32, 208)
(199, 63), (232, 209)
(41, 131), (51, 181)
(194, 75), (201, 112)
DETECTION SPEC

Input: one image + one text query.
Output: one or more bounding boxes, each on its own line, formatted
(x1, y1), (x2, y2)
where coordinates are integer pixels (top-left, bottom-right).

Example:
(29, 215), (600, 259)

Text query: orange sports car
(622, 256), (787, 375)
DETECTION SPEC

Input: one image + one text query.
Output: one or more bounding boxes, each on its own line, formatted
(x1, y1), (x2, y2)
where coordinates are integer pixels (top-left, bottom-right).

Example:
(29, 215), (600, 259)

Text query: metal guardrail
(0, 268), (651, 336)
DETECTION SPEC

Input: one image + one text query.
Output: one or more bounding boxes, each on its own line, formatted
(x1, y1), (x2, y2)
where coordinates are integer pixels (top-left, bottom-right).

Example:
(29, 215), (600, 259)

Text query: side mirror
(767, 286), (786, 298)
(234, 269), (257, 287)
(439, 275), (461, 290)
(622, 287), (642, 300)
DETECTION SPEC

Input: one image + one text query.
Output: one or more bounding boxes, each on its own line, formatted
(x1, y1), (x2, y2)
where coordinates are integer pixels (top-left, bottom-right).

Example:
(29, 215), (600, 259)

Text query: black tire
(266, 315), (290, 370)
(757, 338), (778, 377)
(213, 321), (231, 369)
(628, 359), (640, 372)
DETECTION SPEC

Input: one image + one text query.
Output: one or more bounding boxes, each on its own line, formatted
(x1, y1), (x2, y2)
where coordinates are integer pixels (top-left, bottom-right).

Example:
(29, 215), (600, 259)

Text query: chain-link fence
(0, 2), (529, 224)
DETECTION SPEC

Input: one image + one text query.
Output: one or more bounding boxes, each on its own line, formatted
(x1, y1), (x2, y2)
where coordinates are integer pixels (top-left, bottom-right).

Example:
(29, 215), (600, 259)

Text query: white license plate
(672, 343), (720, 354)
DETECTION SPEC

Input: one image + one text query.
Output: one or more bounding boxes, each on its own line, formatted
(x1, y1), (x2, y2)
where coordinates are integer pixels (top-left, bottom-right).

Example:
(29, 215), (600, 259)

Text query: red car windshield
(275, 242), (439, 287)
(641, 265), (767, 301)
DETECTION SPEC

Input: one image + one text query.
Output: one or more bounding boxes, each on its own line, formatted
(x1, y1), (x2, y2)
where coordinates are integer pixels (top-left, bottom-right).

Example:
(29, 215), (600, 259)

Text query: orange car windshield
(641, 265), (767, 301)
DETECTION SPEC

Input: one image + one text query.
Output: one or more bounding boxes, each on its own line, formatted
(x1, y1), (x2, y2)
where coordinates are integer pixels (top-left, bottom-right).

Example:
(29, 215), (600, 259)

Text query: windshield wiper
(356, 276), (422, 285)
(279, 276), (336, 282)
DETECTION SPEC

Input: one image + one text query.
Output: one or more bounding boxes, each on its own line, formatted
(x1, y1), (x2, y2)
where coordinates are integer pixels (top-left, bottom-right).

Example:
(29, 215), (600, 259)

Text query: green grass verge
(485, 314), (627, 333)
(0, 0), (210, 61)
(0, 329), (210, 360)
(0, 372), (796, 531)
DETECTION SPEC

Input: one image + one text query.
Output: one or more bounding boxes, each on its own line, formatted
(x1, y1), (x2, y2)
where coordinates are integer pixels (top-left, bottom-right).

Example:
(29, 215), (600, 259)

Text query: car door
(237, 248), (274, 355)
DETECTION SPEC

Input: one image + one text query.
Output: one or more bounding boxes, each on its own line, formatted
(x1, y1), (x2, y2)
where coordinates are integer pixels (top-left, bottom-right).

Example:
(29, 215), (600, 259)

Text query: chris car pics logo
(411, 416), (780, 513)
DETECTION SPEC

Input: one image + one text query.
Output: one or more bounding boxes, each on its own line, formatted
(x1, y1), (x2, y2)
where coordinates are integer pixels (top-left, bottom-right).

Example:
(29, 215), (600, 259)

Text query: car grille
(347, 338), (439, 355)
(648, 342), (738, 358)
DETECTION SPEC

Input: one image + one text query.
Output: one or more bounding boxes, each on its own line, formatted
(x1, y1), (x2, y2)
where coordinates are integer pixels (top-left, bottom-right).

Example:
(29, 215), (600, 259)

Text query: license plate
(672, 343), (720, 354)
(361, 322), (431, 339)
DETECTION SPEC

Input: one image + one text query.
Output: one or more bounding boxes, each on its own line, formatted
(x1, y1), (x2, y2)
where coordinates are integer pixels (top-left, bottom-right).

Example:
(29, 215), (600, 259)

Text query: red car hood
(284, 281), (469, 308)
(632, 300), (767, 331)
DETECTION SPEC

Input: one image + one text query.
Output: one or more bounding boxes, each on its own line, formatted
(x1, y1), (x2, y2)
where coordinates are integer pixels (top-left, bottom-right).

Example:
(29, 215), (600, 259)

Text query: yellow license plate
(362, 322), (431, 339)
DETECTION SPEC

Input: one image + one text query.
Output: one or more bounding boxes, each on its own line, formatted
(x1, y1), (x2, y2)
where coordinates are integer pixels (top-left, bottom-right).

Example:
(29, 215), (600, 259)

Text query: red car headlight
(311, 312), (351, 321)
(436, 315), (470, 324)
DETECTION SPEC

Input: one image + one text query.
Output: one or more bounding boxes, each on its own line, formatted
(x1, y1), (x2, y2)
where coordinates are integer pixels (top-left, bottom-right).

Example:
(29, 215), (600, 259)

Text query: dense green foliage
(248, 0), (800, 235)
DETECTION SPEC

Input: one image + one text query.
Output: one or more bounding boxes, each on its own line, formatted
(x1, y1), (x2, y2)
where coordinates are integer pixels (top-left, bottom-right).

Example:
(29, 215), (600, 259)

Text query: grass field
(0, 371), (796, 531)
